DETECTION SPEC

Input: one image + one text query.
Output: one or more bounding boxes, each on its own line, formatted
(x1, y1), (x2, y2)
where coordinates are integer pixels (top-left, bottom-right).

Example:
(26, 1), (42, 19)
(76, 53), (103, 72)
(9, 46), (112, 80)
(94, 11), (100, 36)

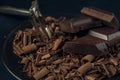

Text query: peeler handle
(0, 6), (31, 16)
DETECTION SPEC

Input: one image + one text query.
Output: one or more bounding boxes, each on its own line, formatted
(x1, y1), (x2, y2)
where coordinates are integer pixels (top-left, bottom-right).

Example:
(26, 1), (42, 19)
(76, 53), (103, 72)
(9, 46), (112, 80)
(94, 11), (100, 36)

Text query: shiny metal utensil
(0, 0), (52, 41)
(0, 6), (30, 16)
(30, 0), (50, 41)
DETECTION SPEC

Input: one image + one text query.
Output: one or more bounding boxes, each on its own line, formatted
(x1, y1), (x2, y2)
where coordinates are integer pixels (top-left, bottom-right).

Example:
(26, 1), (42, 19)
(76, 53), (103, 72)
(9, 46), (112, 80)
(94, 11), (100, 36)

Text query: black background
(1, 0), (120, 80)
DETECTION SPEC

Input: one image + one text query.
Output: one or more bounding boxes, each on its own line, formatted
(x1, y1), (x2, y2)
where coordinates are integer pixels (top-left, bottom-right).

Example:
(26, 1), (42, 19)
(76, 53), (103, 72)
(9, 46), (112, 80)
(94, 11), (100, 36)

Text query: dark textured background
(1, 0), (120, 80)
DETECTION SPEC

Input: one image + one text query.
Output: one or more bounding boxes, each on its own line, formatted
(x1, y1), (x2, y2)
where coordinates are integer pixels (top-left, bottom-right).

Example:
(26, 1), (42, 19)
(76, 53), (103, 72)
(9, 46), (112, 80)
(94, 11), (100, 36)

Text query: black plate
(2, 20), (120, 80)
(2, 20), (35, 80)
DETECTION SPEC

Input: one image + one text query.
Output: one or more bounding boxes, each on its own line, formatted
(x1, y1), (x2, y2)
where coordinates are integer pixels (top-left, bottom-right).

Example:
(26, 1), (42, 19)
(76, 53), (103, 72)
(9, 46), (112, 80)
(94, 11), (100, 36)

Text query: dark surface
(1, 0), (120, 80)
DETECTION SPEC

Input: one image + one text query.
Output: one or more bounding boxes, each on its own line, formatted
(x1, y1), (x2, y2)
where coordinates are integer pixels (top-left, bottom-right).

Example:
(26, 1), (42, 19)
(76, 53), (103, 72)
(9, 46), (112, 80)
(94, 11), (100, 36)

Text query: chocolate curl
(108, 64), (117, 76)
(77, 62), (94, 75)
(53, 68), (60, 73)
(85, 74), (101, 80)
(62, 63), (73, 71)
(22, 43), (37, 54)
(109, 54), (118, 66)
(95, 60), (110, 74)
(21, 57), (29, 64)
(23, 60), (29, 72)
(109, 57), (118, 66)
(60, 66), (68, 76)
(16, 45), (23, 53)
(47, 65), (56, 71)
(95, 60), (110, 75)
(17, 40), (23, 47)
(36, 54), (41, 64)
(46, 55), (58, 65)
(41, 54), (51, 60)
(85, 75), (96, 80)
(23, 32), (27, 46)
(52, 36), (63, 50)
(29, 54), (34, 62)
(13, 46), (21, 55)
(37, 60), (46, 66)
(45, 75), (55, 80)
(14, 30), (23, 41)
(87, 66), (100, 74)
(65, 72), (75, 79)
(32, 63), (38, 74)
(27, 32), (32, 45)
(52, 58), (64, 65)
(81, 54), (95, 63)
(101, 63), (110, 77)
(33, 67), (50, 80)
(45, 16), (56, 22)
(13, 44), (23, 55)
(35, 42), (46, 47)
(96, 58), (105, 63)
(27, 62), (32, 76)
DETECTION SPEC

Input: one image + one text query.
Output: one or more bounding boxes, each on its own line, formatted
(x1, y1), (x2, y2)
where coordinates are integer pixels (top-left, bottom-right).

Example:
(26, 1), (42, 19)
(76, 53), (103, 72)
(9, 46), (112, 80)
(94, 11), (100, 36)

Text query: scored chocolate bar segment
(89, 27), (120, 41)
(59, 16), (101, 33)
(81, 7), (114, 23)
(81, 7), (120, 30)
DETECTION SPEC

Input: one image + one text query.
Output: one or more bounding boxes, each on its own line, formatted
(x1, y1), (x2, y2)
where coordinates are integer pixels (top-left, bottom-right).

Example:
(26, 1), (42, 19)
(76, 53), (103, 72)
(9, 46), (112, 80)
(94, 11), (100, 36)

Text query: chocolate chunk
(63, 35), (108, 56)
(81, 7), (120, 30)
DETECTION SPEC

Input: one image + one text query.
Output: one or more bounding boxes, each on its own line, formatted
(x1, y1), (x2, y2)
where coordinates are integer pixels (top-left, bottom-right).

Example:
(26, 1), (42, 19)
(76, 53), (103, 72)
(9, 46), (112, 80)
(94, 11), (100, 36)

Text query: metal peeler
(0, 0), (52, 41)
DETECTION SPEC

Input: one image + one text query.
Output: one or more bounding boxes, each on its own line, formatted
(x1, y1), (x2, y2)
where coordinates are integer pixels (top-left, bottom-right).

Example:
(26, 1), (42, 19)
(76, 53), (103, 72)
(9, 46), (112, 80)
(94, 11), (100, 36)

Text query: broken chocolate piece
(81, 7), (120, 30)
(63, 35), (108, 56)
(59, 16), (101, 33)
(89, 27), (120, 41)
